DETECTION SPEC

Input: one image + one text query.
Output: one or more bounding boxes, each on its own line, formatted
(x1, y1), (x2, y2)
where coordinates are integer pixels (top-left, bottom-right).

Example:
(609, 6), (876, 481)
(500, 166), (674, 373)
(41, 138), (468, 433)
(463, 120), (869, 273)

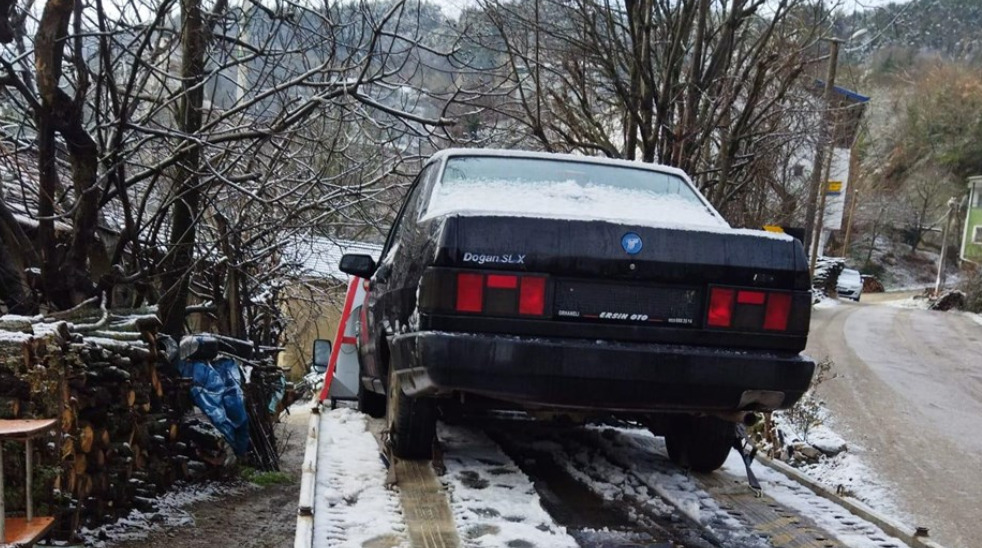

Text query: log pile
(812, 256), (846, 297)
(0, 312), (232, 540)
(862, 275), (885, 294)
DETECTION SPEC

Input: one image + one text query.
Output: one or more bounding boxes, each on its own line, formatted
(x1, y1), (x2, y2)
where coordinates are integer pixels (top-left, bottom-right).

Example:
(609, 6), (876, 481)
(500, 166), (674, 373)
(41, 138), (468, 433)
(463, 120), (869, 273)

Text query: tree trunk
(159, 0), (206, 336)
(34, 0), (101, 309)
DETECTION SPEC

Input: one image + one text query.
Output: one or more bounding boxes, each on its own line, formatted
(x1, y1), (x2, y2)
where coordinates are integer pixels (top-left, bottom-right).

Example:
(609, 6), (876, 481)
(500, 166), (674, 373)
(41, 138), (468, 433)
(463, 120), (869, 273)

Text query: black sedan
(341, 149), (815, 471)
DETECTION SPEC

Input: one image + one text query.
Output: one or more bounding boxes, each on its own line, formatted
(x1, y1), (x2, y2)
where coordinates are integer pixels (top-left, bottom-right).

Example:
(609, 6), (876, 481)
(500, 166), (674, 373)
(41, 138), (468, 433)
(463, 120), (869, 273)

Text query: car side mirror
(339, 253), (377, 278)
(311, 338), (332, 374)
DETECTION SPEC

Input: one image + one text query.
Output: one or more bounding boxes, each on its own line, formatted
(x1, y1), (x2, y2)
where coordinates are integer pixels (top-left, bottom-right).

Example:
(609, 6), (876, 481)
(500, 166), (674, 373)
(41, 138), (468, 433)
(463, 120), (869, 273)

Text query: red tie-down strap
(318, 276), (360, 402)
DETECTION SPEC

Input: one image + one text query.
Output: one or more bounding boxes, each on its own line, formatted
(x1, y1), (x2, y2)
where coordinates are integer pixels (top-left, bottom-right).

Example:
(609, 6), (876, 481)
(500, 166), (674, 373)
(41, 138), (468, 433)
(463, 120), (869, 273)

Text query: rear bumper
(388, 331), (815, 412)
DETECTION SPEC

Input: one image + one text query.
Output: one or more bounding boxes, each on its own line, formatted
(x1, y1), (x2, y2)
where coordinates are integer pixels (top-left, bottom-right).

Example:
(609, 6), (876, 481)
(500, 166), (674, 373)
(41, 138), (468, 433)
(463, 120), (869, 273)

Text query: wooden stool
(1, 419), (57, 547)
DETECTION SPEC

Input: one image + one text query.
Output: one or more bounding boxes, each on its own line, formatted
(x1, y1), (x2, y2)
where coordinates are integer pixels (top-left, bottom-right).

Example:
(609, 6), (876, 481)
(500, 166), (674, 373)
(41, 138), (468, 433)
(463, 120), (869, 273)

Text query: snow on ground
(508, 424), (910, 548)
(814, 295), (841, 309)
(437, 423), (578, 548)
(556, 427), (770, 547)
(580, 425), (908, 548)
(80, 481), (241, 547)
(497, 424), (766, 546)
(770, 400), (907, 521)
(313, 408), (407, 548)
(774, 418), (905, 519)
(963, 311), (982, 327)
(795, 448), (905, 519)
(886, 296), (932, 310)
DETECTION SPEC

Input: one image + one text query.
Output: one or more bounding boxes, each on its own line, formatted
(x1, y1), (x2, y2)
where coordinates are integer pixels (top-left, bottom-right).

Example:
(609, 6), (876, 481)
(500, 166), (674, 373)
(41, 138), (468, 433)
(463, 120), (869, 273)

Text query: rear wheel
(663, 415), (734, 473)
(386, 367), (436, 459)
(357, 370), (386, 418)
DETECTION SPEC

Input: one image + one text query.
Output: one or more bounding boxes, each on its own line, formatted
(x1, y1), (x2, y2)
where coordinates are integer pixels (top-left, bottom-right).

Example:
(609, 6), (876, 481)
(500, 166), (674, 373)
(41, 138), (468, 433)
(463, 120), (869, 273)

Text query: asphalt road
(807, 299), (982, 548)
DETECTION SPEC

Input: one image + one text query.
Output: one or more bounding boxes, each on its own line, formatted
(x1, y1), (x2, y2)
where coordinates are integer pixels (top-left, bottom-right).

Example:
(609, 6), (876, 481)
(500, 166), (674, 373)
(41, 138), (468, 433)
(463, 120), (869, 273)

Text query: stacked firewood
(812, 256), (846, 296)
(0, 311), (231, 538)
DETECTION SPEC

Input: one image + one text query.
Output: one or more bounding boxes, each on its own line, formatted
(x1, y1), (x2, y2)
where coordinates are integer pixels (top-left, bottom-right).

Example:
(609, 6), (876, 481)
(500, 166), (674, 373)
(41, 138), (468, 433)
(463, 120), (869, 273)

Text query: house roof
(287, 236), (382, 281)
(0, 143), (122, 235)
(813, 80), (869, 148)
(0, 146), (74, 233)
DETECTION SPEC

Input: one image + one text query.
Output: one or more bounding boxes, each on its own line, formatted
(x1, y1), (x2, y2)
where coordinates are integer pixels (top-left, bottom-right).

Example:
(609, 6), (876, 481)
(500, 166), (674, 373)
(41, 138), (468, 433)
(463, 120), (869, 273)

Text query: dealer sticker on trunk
(462, 252), (526, 265)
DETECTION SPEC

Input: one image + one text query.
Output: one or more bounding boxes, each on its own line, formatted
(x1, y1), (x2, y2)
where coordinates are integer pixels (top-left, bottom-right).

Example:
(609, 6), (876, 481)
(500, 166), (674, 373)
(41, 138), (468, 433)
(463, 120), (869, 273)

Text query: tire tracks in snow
(467, 419), (912, 548)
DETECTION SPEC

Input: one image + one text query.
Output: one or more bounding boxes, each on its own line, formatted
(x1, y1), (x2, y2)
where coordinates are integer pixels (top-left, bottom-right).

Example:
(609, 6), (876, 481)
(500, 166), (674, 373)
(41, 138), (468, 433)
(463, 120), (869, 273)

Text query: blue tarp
(177, 357), (251, 455)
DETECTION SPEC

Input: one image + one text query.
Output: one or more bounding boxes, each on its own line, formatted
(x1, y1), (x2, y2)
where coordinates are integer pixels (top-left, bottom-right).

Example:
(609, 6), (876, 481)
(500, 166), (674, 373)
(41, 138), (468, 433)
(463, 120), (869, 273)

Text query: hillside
(844, 0), (982, 65)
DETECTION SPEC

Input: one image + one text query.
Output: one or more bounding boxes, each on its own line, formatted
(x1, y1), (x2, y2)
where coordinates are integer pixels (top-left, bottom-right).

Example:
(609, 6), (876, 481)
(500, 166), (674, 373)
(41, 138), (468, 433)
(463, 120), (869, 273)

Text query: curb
(294, 403), (322, 548)
(754, 453), (947, 548)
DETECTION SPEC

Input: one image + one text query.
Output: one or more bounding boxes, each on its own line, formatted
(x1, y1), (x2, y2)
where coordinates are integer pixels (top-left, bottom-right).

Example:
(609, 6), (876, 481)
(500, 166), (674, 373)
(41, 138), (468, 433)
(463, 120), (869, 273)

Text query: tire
(663, 415), (734, 473)
(386, 367), (436, 459)
(357, 374), (386, 418)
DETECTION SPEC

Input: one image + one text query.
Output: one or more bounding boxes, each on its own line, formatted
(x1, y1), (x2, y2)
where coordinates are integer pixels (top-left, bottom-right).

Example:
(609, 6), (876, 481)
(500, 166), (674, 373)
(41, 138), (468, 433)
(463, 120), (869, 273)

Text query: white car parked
(836, 268), (863, 301)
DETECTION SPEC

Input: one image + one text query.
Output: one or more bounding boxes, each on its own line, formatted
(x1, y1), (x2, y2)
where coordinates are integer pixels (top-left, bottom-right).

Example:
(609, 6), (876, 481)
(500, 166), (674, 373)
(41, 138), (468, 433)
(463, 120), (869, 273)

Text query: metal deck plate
(394, 459), (461, 548)
(697, 471), (847, 548)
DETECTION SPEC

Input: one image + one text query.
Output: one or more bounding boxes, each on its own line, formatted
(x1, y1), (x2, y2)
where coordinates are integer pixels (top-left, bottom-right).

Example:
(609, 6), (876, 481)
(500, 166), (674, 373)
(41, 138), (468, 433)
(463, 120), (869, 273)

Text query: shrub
(960, 272), (982, 313)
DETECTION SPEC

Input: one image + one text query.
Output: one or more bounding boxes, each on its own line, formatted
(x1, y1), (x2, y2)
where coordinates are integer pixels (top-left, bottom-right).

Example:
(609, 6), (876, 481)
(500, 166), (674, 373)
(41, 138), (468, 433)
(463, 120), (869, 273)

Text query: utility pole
(805, 38), (841, 278)
(934, 197), (959, 296)
(840, 188), (860, 257)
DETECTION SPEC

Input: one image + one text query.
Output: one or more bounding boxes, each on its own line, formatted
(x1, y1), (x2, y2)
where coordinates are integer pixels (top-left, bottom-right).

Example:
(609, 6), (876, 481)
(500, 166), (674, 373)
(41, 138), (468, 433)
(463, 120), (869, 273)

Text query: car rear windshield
(423, 156), (724, 228)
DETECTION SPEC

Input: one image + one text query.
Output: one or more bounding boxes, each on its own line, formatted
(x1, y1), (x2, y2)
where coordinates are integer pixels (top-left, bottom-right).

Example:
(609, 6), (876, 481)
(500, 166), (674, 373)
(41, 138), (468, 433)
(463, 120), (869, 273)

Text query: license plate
(553, 280), (700, 326)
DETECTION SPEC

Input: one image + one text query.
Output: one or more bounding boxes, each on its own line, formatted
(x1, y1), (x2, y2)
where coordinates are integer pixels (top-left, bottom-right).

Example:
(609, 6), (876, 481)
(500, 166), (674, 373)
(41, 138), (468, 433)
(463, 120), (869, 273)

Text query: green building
(962, 176), (982, 264)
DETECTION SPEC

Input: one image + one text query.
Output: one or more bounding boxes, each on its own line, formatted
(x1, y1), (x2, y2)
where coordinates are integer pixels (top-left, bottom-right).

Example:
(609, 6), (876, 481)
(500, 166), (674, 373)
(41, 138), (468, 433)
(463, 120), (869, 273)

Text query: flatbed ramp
(697, 471), (846, 548)
(297, 408), (942, 548)
(392, 459), (461, 548)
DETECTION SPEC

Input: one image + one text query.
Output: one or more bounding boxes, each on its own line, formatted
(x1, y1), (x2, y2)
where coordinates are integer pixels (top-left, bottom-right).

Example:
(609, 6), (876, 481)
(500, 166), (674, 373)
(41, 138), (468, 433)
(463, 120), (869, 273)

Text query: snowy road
(808, 302), (982, 548)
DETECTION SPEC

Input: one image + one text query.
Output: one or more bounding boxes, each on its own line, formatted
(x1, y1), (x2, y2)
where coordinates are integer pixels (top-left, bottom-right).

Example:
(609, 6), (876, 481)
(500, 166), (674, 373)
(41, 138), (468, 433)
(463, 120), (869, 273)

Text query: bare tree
(457, 0), (833, 221)
(0, 0), (459, 338)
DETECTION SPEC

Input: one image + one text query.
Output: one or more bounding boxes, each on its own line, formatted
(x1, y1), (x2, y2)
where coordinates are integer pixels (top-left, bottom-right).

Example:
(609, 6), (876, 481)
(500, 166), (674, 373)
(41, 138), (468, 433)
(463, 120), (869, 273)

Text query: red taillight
(519, 277), (546, 316)
(709, 285), (796, 332)
(453, 271), (547, 316)
(456, 273), (484, 313)
(708, 288), (735, 327)
(763, 292), (792, 331)
(737, 290), (766, 305)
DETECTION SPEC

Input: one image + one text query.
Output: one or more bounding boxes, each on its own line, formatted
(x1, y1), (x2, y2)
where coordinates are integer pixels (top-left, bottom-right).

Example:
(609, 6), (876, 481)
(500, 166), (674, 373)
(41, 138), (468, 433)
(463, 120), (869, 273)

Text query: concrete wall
(277, 280), (346, 380)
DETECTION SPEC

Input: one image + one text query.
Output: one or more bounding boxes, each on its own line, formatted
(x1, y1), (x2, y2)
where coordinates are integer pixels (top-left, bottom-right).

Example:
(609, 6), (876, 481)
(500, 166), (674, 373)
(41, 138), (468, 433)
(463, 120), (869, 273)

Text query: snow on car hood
(422, 179), (794, 241)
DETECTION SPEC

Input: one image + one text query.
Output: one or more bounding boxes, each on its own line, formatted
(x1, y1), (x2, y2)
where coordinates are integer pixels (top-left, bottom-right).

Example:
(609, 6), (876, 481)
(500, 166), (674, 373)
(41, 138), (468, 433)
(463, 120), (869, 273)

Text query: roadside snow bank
(765, 407), (907, 522)
(887, 296), (931, 310)
(814, 295), (841, 309)
(438, 424), (578, 548)
(314, 408), (407, 548)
